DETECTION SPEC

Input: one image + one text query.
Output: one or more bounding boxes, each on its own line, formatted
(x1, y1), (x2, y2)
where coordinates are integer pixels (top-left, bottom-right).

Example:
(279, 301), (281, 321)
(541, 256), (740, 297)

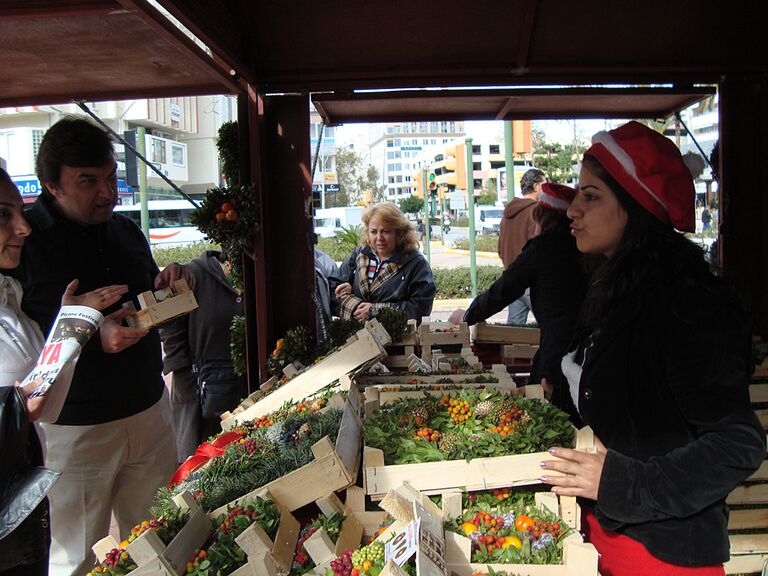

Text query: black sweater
(17, 193), (164, 425)
(464, 221), (586, 416)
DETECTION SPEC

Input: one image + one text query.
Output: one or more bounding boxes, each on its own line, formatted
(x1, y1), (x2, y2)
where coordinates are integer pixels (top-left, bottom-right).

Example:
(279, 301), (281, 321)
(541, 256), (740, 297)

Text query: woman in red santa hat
(448, 182), (588, 423)
(539, 121), (765, 575)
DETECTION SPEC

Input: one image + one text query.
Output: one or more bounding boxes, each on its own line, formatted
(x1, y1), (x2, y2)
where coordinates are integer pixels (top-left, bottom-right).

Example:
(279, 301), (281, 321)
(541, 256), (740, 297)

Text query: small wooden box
(124, 279), (198, 330)
(92, 492), (211, 576)
(471, 322), (541, 345)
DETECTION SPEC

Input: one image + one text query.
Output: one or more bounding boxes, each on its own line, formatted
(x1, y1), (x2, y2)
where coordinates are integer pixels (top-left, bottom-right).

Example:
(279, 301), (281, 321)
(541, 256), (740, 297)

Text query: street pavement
(419, 231), (509, 323)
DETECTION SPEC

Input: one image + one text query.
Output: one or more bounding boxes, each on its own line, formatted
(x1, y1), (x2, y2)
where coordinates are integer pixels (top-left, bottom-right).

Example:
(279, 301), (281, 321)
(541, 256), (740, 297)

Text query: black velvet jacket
(575, 279), (765, 566)
(464, 221), (586, 417)
(17, 193), (165, 425)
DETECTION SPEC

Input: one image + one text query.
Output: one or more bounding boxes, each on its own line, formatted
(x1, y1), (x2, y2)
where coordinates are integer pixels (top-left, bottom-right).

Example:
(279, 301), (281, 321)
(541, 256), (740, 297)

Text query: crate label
(385, 518), (420, 566)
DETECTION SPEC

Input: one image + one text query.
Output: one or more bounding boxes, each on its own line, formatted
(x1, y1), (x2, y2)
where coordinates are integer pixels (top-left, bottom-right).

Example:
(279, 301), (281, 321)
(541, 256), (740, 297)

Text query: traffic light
(427, 171), (437, 191)
(413, 171), (424, 198)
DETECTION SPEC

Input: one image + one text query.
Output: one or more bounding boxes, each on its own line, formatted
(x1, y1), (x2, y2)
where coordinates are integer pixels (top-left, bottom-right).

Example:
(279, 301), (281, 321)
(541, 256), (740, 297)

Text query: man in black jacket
(17, 117), (192, 576)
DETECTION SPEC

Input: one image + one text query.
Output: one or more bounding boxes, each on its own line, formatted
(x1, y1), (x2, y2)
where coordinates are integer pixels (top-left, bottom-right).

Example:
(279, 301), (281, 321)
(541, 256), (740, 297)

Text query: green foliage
(316, 225), (359, 262)
(363, 388), (574, 466)
(151, 242), (218, 268)
(452, 234), (500, 252)
(335, 146), (384, 204)
(315, 317), (363, 357)
(399, 195), (426, 215)
(531, 134), (584, 184)
(317, 236), (352, 262)
(432, 266), (503, 299)
(475, 192), (498, 206)
(190, 185), (260, 251)
(267, 325), (315, 377)
(168, 408), (344, 511)
(376, 306), (407, 342)
(230, 315), (247, 377)
(217, 121), (239, 186)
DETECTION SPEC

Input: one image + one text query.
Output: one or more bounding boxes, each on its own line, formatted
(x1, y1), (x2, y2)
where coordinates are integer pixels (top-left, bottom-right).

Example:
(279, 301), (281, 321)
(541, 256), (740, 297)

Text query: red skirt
(583, 511), (725, 576)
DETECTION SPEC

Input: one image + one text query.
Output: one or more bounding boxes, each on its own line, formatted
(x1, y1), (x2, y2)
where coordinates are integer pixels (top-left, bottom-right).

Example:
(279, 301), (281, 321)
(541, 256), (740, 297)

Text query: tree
(399, 195), (425, 215)
(335, 146), (384, 206)
(335, 147), (362, 204)
(531, 128), (586, 184)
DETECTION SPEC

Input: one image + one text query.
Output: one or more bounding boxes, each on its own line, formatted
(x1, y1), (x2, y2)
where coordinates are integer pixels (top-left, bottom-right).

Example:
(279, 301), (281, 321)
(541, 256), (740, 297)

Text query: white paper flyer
(22, 305), (103, 422)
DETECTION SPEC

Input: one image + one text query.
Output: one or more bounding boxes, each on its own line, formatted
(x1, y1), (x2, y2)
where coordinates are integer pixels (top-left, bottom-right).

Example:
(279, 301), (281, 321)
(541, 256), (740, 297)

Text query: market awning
(311, 87), (716, 125)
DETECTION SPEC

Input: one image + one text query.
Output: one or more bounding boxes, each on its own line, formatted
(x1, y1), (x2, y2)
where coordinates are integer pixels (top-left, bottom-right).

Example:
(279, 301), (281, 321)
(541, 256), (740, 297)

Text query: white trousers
(41, 390), (176, 576)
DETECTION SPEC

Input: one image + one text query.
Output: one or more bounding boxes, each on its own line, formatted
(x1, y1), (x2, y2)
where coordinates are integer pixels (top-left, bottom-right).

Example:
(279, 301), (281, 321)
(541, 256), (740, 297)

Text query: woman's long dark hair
(577, 155), (739, 335)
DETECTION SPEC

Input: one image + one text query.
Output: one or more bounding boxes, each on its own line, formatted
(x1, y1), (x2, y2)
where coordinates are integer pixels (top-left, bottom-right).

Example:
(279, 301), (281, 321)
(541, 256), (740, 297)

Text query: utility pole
(422, 167), (430, 264)
(136, 126), (150, 240)
(465, 138), (477, 297)
(504, 121), (515, 202)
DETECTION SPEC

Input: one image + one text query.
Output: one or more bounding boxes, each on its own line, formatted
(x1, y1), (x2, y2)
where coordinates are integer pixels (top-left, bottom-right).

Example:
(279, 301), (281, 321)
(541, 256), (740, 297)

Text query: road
(420, 227), (503, 269)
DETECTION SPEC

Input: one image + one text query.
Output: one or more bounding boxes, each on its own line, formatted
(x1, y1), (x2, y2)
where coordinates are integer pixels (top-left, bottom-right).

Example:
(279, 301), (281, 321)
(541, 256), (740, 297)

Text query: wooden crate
(382, 319), (419, 369)
(470, 322), (541, 345)
(92, 492), (211, 576)
(363, 385), (593, 500)
(221, 321), (389, 430)
(301, 492), (365, 572)
(418, 318), (471, 365)
(124, 279), (198, 330)
(226, 501), (301, 576)
(443, 490), (598, 576)
(724, 374), (768, 574)
(355, 364), (515, 390)
(211, 390), (363, 516)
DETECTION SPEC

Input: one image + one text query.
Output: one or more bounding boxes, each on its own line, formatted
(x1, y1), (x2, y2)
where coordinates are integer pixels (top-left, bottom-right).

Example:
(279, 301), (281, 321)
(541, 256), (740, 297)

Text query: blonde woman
(334, 203), (435, 323)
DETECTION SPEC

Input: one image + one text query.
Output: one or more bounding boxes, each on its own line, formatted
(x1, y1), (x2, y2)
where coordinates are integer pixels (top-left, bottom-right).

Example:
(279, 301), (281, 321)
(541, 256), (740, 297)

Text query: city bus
(114, 199), (207, 247)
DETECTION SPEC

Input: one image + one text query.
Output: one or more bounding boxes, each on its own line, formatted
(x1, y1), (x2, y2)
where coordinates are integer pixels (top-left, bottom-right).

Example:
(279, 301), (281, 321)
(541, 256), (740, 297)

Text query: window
(151, 138), (166, 164)
(171, 144), (185, 166)
(32, 129), (44, 158)
(490, 145), (500, 154)
(472, 145), (481, 155)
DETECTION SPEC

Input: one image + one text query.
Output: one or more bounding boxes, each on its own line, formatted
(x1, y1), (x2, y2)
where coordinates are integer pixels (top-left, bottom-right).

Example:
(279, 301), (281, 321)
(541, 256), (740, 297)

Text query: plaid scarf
(338, 249), (403, 320)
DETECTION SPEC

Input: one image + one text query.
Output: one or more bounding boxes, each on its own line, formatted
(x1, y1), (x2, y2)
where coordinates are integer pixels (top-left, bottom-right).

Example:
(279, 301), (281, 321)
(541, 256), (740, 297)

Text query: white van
(314, 206), (365, 238)
(475, 205), (504, 235)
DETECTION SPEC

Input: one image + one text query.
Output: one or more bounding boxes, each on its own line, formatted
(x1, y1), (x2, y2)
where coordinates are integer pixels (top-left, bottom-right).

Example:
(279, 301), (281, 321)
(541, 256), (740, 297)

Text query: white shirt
(0, 273), (44, 388)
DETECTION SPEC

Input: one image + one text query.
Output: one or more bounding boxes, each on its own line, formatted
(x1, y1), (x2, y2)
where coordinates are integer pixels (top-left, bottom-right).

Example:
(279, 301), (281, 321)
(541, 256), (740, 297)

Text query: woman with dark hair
(334, 202), (435, 323)
(0, 168), (126, 576)
(449, 183), (587, 421)
(540, 122), (765, 575)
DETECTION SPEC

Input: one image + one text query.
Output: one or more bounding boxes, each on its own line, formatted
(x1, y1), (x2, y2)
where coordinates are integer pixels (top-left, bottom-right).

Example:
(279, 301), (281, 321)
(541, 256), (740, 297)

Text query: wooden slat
(725, 552), (768, 575)
(747, 460), (768, 482)
(727, 484), (768, 506)
(729, 508), (768, 530)
(755, 409), (768, 430)
(750, 384), (768, 404)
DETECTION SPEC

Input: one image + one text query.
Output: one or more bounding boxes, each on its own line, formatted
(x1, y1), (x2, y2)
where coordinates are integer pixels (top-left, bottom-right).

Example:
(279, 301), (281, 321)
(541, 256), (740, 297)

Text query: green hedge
(432, 265), (503, 299)
(452, 234), (499, 253)
(152, 242), (219, 267)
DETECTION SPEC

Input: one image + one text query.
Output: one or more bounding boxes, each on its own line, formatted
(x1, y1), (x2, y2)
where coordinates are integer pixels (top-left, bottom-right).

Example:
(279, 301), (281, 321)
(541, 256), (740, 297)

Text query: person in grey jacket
(160, 250), (245, 462)
(334, 203), (435, 323)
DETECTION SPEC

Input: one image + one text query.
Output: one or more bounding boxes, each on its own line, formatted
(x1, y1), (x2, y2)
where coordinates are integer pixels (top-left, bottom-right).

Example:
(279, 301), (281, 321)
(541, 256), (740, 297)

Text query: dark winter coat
(17, 192), (164, 425)
(334, 246), (436, 322)
(464, 220), (586, 417)
(498, 197), (537, 268)
(574, 278), (766, 566)
(0, 386), (57, 570)
(160, 251), (245, 374)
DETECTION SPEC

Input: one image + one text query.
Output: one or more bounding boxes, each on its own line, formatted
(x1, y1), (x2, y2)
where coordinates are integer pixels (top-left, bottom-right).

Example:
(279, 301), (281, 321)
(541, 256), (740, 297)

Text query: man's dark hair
(36, 116), (115, 189)
(520, 168), (546, 195)
(0, 167), (13, 187)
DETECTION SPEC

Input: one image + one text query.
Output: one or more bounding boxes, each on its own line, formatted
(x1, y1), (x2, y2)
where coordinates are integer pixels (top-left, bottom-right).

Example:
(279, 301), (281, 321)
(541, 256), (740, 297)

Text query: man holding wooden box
(16, 117), (193, 576)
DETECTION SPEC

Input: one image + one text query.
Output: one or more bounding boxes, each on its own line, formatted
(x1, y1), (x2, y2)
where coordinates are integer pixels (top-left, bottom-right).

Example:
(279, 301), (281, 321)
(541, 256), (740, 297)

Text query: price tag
(418, 526), (446, 575)
(385, 518), (420, 567)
